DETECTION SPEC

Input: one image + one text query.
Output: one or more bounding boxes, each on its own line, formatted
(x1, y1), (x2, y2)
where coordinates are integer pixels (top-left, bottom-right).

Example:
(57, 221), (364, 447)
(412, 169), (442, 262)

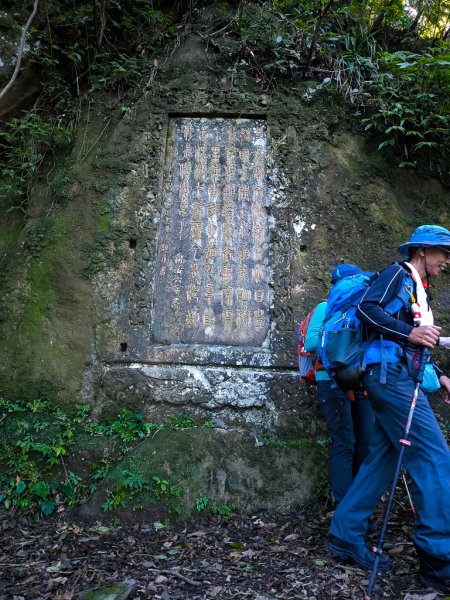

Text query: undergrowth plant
(207, 0), (450, 168)
(0, 111), (72, 204)
(0, 398), (197, 519)
(0, 0), (174, 207)
(102, 469), (150, 511)
(0, 393), (197, 521)
(362, 50), (450, 165)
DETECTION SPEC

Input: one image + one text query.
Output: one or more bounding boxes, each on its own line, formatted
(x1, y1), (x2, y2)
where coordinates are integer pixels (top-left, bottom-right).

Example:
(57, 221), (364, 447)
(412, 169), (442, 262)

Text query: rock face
(0, 21), (449, 511)
(75, 428), (326, 523)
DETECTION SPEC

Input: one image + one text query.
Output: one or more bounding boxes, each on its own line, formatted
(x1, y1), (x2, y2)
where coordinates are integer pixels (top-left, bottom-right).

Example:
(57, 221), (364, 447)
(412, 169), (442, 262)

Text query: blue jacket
(357, 262), (415, 344)
(357, 262), (442, 383)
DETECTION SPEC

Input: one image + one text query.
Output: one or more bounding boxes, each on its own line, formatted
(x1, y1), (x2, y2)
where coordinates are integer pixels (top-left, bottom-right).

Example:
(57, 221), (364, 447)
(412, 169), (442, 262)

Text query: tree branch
(0, 0), (40, 102)
(304, 0), (336, 77)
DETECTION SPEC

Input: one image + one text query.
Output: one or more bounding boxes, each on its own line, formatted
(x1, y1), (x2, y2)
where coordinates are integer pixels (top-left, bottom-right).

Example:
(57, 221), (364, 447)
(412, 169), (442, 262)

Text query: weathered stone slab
(89, 363), (318, 437)
(152, 117), (270, 346)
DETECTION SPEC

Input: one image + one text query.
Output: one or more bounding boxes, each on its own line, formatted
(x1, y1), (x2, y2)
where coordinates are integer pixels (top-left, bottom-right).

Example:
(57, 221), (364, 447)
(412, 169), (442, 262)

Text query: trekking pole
(364, 347), (429, 600)
(391, 471), (416, 515)
(401, 470), (416, 519)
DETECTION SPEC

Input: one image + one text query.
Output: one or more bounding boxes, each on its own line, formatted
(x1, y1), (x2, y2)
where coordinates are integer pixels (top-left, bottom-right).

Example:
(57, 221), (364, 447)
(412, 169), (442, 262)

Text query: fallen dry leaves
(0, 503), (447, 599)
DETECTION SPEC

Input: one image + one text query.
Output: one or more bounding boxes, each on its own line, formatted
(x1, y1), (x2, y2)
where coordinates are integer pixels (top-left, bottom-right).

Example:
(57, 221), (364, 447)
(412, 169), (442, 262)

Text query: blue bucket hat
(398, 225), (450, 255)
(330, 264), (373, 285)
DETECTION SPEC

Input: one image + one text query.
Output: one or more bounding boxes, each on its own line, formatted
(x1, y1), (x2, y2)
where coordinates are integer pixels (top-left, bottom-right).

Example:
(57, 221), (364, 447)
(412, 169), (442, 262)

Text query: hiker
(327, 225), (450, 591)
(304, 264), (375, 505)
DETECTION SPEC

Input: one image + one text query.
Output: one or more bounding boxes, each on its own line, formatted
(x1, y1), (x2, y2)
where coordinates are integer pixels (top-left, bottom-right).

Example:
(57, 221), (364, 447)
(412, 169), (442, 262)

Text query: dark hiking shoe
(420, 573), (450, 592)
(326, 535), (391, 572)
(416, 545), (450, 593)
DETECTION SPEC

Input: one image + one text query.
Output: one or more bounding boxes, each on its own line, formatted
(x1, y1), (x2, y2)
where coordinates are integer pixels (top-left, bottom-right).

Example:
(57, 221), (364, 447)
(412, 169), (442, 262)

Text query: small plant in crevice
(102, 469), (149, 512)
(165, 411), (194, 430)
(89, 458), (112, 494)
(212, 504), (233, 524)
(195, 495), (209, 512)
(152, 475), (184, 500)
(73, 403), (91, 424)
(102, 472), (183, 512)
(83, 407), (159, 442)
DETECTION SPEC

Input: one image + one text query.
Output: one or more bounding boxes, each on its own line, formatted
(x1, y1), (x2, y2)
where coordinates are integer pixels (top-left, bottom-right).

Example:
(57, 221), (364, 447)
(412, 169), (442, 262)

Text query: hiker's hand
(439, 336), (450, 349)
(439, 375), (450, 404)
(408, 325), (441, 348)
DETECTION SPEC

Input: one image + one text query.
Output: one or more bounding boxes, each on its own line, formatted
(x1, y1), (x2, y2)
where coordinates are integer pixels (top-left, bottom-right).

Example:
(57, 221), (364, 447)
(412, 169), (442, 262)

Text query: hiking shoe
(416, 545), (450, 593)
(326, 535), (391, 572)
(420, 574), (450, 593)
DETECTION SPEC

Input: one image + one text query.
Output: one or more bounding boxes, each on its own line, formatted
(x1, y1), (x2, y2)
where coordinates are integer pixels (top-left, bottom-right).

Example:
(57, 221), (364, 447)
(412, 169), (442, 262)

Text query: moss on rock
(75, 427), (328, 524)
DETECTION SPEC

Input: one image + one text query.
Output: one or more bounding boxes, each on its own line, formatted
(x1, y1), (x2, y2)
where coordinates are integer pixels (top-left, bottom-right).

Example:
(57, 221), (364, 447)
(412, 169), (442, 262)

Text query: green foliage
(107, 409), (152, 442)
(0, 397), (85, 515)
(102, 469), (150, 511)
(73, 403), (91, 424)
(90, 53), (145, 89)
(0, 397), (25, 420)
(0, 111), (72, 203)
(208, 0), (450, 167)
(90, 459), (111, 494)
(2, 0), (449, 205)
(102, 471), (183, 512)
(195, 495), (209, 511)
(84, 408), (158, 441)
(0, 399), (196, 518)
(361, 50), (450, 164)
(151, 475), (184, 499)
(212, 504), (233, 523)
(165, 412), (194, 430)
(0, 0), (175, 206)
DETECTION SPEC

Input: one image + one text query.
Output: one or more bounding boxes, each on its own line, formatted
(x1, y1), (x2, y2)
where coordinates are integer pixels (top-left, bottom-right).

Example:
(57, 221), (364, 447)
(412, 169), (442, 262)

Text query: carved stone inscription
(152, 118), (269, 346)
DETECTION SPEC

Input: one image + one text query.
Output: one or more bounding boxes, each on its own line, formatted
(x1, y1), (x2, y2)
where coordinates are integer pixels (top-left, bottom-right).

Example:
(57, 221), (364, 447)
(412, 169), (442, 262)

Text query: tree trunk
(371, 0), (396, 31)
(0, 0), (40, 102)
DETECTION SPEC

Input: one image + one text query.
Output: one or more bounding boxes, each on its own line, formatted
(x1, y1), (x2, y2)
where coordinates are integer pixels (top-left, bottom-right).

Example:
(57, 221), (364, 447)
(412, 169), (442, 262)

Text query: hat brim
(398, 241), (450, 255)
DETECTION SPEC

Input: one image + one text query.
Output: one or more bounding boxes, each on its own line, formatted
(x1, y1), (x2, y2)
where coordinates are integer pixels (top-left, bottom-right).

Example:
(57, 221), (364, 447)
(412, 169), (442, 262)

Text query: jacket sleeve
(304, 301), (327, 353)
(356, 263), (413, 342)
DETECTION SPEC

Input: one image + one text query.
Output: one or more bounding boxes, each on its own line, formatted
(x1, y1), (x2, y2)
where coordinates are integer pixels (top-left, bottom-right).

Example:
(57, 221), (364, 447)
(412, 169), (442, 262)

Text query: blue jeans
(330, 361), (450, 561)
(317, 380), (374, 504)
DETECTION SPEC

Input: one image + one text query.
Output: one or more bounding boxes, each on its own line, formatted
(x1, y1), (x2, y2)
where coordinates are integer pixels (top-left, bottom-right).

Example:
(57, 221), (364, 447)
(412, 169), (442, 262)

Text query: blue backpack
(325, 271), (374, 321)
(318, 265), (410, 390)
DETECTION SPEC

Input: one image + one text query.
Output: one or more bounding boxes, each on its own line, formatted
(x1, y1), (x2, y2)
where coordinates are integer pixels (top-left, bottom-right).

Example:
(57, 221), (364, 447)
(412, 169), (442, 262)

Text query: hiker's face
(424, 247), (450, 277)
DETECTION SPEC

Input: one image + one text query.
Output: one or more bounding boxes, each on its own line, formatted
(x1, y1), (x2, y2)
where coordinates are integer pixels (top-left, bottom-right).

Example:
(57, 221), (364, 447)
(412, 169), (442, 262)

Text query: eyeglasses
(435, 246), (450, 259)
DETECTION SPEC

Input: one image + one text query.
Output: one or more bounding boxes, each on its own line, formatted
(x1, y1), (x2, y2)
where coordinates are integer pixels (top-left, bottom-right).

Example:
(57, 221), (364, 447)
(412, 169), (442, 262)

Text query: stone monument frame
(101, 111), (293, 373)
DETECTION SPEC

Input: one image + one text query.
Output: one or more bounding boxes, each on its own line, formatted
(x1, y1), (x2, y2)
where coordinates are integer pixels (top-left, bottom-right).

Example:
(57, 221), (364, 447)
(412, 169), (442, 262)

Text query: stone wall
(1, 24), (449, 512)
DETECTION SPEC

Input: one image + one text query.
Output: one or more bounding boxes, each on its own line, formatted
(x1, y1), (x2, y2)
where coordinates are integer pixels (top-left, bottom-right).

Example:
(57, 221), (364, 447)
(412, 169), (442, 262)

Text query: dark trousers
(330, 361), (450, 561)
(316, 379), (374, 504)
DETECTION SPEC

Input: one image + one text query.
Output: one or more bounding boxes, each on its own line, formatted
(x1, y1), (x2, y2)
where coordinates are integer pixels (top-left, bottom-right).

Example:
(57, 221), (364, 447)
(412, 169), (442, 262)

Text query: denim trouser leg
(316, 380), (355, 504)
(351, 391), (375, 473)
(330, 361), (450, 561)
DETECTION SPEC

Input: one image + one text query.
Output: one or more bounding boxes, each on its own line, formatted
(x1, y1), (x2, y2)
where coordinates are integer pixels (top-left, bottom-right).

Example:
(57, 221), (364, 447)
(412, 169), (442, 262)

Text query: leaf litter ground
(0, 502), (446, 600)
